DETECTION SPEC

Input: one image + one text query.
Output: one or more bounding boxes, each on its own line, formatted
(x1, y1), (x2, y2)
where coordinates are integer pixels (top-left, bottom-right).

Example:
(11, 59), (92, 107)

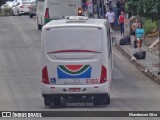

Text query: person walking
(118, 11), (125, 36)
(105, 8), (115, 29)
(135, 23), (145, 51)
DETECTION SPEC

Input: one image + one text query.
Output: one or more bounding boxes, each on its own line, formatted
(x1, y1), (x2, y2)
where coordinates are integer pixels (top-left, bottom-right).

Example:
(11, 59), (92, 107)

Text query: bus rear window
(45, 27), (103, 53)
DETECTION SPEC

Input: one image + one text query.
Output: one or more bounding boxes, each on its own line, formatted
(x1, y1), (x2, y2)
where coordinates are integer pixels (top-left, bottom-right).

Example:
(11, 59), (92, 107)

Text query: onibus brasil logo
(57, 65), (91, 79)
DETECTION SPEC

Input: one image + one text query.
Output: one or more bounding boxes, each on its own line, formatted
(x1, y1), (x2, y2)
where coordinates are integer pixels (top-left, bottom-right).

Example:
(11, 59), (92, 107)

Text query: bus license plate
(69, 88), (80, 92)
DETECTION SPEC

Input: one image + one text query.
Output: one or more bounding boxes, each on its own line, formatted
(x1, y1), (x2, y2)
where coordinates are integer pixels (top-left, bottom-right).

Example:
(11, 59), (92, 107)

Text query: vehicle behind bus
(36, 0), (83, 30)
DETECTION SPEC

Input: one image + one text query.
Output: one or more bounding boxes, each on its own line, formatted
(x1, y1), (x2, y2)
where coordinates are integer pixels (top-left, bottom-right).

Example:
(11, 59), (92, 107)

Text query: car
(41, 16), (112, 106)
(29, 0), (37, 18)
(12, 0), (32, 16)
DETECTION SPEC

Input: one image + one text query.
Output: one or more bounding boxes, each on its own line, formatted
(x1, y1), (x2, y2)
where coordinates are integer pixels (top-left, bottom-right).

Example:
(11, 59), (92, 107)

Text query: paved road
(0, 16), (160, 119)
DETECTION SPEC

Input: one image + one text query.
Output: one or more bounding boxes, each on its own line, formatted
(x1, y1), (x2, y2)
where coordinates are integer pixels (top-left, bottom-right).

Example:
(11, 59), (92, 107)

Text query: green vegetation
(0, 7), (12, 16)
(2, 7), (12, 15)
(0, 0), (13, 16)
(125, 0), (159, 20)
(143, 19), (158, 35)
(125, 0), (159, 35)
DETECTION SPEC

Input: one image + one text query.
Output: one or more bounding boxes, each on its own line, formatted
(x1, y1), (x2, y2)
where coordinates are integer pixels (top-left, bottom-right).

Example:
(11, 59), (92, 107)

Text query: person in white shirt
(105, 8), (115, 29)
(88, 2), (93, 18)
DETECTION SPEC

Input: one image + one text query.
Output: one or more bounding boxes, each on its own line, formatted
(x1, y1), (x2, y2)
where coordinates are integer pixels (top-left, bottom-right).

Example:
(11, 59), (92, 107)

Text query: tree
(125, 0), (159, 20)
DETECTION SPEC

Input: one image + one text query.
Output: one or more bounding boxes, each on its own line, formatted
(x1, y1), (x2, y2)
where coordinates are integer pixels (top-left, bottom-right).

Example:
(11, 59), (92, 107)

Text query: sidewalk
(113, 31), (160, 84)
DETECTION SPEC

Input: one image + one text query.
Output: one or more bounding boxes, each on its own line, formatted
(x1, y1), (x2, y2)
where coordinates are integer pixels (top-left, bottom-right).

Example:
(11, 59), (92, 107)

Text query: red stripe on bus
(47, 50), (101, 54)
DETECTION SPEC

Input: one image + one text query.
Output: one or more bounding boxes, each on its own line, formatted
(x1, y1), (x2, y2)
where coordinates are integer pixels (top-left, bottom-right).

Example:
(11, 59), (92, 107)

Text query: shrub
(1, 7), (12, 16)
(143, 19), (158, 35)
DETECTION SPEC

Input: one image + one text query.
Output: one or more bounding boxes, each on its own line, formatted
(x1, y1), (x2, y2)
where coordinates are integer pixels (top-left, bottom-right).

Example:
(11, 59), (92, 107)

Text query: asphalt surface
(0, 16), (160, 120)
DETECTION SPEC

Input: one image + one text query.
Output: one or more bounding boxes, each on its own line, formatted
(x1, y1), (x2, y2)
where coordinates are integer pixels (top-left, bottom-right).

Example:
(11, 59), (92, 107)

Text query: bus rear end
(41, 20), (111, 106)
(44, 0), (82, 23)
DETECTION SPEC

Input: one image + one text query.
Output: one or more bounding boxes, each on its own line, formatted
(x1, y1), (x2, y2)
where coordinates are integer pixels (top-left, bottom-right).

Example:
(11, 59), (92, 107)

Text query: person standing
(109, 0), (112, 6)
(98, 0), (103, 18)
(88, 1), (93, 18)
(105, 1), (110, 12)
(118, 11), (125, 36)
(82, 0), (87, 11)
(132, 18), (140, 40)
(135, 23), (145, 51)
(116, 0), (121, 16)
(105, 8), (115, 29)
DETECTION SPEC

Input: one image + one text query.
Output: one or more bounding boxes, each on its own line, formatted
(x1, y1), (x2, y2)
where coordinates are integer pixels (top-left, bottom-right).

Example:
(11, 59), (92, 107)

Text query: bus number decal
(86, 79), (98, 84)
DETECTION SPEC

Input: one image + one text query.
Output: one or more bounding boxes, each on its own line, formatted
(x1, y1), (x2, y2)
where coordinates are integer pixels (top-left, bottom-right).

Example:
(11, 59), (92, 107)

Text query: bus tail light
(100, 65), (107, 83)
(42, 66), (49, 84)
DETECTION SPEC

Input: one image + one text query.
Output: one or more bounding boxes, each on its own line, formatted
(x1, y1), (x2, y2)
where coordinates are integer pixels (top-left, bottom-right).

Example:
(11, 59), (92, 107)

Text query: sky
(6, 0), (34, 7)
(6, 1), (14, 7)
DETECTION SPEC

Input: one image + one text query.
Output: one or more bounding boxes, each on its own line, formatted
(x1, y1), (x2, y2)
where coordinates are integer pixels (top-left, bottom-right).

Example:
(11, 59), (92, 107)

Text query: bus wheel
(30, 14), (33, 18)
(38, 24), (42, 30)
(103, 94), (110, 105)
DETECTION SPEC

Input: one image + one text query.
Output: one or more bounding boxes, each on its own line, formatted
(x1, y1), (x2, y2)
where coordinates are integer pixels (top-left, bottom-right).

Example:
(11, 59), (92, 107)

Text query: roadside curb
(115, 44), (160, 84)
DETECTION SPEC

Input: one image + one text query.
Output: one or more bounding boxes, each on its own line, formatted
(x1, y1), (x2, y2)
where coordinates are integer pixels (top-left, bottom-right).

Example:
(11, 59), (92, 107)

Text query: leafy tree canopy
(125, 0), (159, 20)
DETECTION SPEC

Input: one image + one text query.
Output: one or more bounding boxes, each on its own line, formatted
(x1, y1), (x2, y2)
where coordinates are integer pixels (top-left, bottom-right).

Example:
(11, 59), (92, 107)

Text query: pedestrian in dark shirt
(117, 0), (121, 16)
(98, 0), (103, 18)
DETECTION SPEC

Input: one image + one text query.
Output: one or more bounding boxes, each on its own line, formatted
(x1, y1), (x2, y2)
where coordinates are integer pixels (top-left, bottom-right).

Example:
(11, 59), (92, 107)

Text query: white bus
(41, 16), (113, 106)
(36, 0), (83, 30)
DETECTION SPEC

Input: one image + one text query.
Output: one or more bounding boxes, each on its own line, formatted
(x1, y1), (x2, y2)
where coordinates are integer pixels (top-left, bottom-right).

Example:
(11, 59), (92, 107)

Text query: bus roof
(43, 17), (109, 29)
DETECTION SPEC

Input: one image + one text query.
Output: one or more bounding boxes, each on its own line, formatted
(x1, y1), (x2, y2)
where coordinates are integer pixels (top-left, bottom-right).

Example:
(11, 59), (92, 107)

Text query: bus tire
(38, 24), (42, 30)
(94, 94), (110, 105)
(103, 94), (110, 105)
(30, 14), (33, 18)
